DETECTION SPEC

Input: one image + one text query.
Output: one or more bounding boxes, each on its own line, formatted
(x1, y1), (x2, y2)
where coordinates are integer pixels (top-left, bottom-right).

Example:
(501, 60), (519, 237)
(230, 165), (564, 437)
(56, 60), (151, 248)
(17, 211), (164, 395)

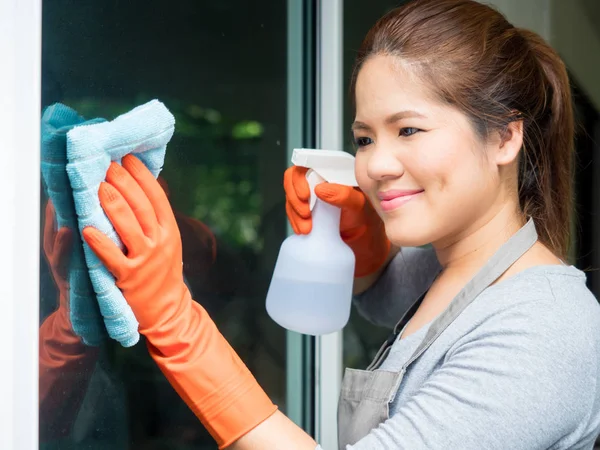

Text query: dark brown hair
(351, 0), (574, 260)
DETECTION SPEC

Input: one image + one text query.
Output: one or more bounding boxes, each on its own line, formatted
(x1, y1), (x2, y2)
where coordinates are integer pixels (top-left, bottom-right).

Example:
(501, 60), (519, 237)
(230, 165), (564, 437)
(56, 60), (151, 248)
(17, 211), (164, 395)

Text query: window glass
(342, 0), (410, 369)
(39, 1), (295, 448)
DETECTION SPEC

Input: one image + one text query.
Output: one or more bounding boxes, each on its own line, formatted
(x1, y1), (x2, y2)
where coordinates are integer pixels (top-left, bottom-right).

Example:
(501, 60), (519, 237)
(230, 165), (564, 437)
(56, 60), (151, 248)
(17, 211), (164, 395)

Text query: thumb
(314, 184), (365, 211)
(43, 201), (57, 258)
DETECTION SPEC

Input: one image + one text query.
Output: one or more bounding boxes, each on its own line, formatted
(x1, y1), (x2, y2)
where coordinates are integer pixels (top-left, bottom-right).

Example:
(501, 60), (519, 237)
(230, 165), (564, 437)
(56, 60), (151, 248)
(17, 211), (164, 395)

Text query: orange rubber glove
(82, 155), (277, 449)
(284, 165), (390, 277)
(39, 200), (99, 440)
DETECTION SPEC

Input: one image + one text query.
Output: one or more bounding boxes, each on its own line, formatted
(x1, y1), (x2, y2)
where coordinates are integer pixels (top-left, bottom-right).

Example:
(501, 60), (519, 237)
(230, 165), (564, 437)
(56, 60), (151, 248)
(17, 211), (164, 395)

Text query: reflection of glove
(284, 165), (390, 277)
(39, 200), (99, 440)
(42, 201), (73, 303)
(83, 155), (277, 449)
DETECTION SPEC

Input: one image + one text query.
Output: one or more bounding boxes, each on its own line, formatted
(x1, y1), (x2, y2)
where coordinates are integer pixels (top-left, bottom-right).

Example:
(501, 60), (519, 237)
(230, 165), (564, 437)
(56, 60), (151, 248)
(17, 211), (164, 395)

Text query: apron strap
(366, 293), (426, 371)
(403, 218), (538, 369)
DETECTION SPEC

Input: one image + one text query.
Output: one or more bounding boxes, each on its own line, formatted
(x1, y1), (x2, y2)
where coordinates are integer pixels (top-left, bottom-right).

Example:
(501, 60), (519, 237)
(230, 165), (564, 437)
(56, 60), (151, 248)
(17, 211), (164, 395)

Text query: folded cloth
(65, 99), (176, 347)
(41, 104), (107, 346)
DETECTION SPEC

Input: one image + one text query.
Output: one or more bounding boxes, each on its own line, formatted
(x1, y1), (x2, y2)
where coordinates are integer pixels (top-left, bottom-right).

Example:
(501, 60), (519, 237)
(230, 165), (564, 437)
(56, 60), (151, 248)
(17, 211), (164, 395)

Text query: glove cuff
(147, 301), (278, 449)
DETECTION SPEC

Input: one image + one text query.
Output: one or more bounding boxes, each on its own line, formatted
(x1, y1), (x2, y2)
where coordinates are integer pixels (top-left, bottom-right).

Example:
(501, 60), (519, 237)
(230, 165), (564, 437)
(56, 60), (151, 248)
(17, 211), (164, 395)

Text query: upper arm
(353, 246), (441, 329)
(349, 300), (596, 450)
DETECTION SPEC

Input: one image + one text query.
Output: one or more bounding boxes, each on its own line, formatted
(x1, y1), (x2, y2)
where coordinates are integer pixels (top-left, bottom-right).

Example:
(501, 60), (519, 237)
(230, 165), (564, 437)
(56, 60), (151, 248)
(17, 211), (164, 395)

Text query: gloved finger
(284, 167), (311, 220)
(98, 182), (146, 256)
(43, 200), (57, 258)
(340, 222), (368, 243)
(286, 201), (311, 235)
(121, 155), (178, 231)
(314, 184), (365, 211)
(296, 217), (312, 235)
(53, 227), (74, 281)
(105, 161), (158, 240)
(82, 226), (128, 280)
(290, 166), (311, 201)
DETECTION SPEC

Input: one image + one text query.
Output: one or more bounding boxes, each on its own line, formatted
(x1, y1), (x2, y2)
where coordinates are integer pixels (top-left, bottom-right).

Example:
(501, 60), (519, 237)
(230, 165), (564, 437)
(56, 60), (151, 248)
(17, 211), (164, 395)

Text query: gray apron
(337, 219), (538, 449)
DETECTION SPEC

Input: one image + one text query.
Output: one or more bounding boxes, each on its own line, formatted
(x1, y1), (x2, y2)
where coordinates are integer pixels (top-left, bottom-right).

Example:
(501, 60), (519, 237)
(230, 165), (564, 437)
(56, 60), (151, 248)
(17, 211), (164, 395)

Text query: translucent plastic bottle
(266, 149), (358, 335)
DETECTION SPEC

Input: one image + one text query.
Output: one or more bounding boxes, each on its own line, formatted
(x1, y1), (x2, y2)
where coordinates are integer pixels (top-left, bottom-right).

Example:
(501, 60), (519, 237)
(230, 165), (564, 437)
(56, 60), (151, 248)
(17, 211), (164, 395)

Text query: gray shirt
(318, 248), (600, 449)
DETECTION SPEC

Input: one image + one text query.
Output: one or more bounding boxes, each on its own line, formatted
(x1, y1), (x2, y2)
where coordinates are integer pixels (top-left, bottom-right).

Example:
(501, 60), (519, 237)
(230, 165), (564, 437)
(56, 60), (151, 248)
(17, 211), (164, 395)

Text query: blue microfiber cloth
(41, 100), (175, 347)
(41, 104), (108, 346)
(65, 99), (176, 347)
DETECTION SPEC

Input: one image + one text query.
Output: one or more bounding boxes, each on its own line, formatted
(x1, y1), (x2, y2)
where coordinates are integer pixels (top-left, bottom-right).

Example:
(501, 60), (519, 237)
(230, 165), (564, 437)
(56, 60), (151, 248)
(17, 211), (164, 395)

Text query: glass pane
(39, 1), (297, 448)
(342, 0), (411, 369)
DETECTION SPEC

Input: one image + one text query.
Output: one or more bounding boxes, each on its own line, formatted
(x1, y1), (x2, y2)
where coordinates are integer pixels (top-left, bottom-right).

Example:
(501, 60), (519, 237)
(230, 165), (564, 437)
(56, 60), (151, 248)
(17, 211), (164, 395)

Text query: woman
(83, 0), (600, 448)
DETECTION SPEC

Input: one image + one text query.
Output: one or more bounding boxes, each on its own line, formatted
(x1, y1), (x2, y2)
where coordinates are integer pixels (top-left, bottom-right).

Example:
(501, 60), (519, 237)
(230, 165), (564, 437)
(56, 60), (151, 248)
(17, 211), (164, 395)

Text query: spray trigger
(306, 169), (324, 211)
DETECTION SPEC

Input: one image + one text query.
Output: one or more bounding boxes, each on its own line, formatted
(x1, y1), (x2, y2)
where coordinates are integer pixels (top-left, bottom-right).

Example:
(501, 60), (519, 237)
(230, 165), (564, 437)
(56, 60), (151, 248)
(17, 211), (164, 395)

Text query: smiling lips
(377, 189), (424, 211)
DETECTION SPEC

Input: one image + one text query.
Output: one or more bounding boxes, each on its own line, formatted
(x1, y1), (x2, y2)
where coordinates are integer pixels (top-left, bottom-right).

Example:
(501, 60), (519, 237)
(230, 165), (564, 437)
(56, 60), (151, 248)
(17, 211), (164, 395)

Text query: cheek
(406, 143), (454, 193)
(411, 134), (485, 196)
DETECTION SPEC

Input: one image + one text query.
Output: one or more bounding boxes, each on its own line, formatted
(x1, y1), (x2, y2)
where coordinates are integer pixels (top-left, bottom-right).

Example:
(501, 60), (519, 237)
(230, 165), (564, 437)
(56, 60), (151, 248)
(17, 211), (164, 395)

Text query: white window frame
(314, 0), (344, 449)
(0, 0), (42, 449)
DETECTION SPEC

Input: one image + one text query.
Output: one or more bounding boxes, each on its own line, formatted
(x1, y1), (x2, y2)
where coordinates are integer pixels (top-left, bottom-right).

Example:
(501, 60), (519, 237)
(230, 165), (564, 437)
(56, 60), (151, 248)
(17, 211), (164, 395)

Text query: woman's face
(353, 55), (506, 248)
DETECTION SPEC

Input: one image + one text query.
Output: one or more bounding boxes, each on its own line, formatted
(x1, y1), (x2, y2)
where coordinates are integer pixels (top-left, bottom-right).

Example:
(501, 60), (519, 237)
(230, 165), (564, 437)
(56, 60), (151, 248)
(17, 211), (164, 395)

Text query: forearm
(352, 245), (441, 329)
(39, 307), (98, 402)
(147, 298), (279, 449)
(227, 411), (318, 450)
(353, 244), (401, 295)
(39, 305), (99, 440)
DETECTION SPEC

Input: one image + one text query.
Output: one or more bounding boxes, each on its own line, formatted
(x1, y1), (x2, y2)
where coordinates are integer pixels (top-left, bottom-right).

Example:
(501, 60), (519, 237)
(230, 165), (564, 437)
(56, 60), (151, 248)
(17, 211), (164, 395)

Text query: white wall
(487, 0), (600, 111)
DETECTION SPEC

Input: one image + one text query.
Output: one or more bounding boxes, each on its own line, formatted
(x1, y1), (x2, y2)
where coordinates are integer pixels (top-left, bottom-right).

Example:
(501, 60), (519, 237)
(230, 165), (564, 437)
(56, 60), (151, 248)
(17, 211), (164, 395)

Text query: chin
(383, 214), (439, 247)
(384, 222), (434, 248)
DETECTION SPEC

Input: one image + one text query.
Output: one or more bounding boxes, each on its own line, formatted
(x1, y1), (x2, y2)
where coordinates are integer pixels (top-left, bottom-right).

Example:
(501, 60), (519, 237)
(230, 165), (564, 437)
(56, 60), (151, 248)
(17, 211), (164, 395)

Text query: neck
(434, 202), (526, 271)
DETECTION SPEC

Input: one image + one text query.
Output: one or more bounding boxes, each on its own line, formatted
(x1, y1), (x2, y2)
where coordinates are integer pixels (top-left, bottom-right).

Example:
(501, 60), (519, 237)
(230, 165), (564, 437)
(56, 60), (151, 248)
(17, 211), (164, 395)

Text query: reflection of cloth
(41, 104), (107, 346)
(41, 100), (175, 347)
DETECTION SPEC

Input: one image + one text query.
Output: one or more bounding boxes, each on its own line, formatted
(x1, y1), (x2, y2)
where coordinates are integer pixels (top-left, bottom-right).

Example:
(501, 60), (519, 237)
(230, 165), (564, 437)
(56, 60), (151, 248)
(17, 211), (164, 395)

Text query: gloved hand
(284, 165), (390, 277)
(82, 155), (277, 449)
(39, 200), (99, 440)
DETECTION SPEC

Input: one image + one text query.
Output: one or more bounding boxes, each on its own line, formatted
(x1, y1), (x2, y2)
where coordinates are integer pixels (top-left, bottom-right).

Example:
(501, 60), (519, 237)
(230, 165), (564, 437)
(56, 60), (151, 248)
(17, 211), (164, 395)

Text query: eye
(353, 136), (373, 148)
(399, 127), (421, 137)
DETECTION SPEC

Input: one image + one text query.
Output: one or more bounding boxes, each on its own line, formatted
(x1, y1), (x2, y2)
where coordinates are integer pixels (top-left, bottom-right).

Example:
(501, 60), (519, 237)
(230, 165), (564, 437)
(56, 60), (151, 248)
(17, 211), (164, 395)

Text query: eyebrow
(351, 110), (427, 132)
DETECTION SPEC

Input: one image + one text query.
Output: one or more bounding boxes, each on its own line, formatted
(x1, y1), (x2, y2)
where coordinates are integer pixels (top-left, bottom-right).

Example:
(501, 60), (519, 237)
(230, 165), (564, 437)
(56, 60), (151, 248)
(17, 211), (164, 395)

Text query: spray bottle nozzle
(292, 148), (358, 210)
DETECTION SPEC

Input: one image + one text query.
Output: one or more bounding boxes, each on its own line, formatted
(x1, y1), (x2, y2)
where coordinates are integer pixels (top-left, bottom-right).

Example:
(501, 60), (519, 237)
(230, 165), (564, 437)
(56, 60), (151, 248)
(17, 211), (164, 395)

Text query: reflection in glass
(342, 0), (412, 369)
(39, 198), (100, 442)
(40, 1), (289, 448)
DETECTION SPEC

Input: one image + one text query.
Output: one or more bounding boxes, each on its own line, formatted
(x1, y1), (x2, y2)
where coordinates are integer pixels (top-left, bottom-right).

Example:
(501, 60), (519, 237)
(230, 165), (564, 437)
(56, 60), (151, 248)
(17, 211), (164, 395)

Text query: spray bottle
(266, 148), (358, 335)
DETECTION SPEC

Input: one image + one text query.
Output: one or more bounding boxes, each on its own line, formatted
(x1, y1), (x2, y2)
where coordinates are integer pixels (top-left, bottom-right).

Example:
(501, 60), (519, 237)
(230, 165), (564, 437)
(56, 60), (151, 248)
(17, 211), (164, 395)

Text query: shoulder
(473, 264), (600, 338)
(453, 264), (600, 392)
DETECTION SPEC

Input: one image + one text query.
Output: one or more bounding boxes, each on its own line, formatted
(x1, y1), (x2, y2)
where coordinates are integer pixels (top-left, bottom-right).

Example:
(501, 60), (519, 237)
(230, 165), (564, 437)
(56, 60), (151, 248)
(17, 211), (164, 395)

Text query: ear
(493, 120), (523, 166)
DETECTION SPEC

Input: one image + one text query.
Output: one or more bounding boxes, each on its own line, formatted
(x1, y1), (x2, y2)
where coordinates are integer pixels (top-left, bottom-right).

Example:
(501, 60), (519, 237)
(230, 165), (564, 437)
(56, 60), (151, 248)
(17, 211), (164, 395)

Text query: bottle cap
(292, 148), (358, 210)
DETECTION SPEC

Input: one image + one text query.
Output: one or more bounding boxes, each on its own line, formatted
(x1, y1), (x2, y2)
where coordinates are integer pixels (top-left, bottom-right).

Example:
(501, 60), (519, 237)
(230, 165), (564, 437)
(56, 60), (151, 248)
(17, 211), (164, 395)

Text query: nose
(366, 143), (405, 181)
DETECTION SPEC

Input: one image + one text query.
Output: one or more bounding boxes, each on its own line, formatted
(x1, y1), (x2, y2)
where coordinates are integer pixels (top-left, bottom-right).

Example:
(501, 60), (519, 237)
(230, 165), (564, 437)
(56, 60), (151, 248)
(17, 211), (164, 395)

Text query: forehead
(354, 54), (441, 119)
